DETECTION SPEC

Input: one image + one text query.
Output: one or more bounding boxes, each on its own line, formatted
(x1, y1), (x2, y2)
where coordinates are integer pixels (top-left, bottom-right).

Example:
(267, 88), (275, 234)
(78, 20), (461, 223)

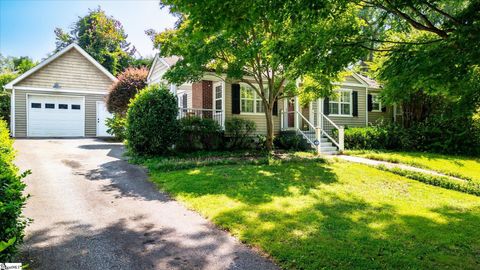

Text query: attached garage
(5, 43), (116, 137)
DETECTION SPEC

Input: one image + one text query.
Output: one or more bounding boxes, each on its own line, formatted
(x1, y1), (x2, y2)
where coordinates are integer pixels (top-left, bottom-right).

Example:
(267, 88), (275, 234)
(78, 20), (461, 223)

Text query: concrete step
(319, 146), (338, 152)
(320, 150), (338, 155)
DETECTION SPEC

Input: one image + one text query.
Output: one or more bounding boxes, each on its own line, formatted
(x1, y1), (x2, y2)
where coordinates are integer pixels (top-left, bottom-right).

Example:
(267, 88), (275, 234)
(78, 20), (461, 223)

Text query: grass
(145, 158), (480, 269)
(345, 150), (480, 182)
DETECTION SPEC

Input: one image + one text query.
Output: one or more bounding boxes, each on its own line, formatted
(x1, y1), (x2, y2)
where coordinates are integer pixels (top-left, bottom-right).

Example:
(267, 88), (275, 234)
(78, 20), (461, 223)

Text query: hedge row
(0, 119), (29, 261)
(377, 165), (480, 197)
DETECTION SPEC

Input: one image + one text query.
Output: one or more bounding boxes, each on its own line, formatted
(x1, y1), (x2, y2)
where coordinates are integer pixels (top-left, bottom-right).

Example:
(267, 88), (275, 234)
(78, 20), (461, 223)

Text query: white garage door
(28, 95), (85, 137)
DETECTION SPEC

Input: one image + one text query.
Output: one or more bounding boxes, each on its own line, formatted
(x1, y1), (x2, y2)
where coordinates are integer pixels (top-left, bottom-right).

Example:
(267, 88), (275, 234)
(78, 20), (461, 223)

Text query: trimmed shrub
(106, 113), (127, 141)
(176, 117), (223, 152)
(274, 131), (311, 151)
(0, 92), (10, 124)
(126, 84), (179, 156)
(344, 126), (391, 150)
(106, 67), (148, 115)
(377, 165), (480, 197)
(225, 118), (256, 149)
(345, 118), (480, 155)
(0, 119), (29, 261)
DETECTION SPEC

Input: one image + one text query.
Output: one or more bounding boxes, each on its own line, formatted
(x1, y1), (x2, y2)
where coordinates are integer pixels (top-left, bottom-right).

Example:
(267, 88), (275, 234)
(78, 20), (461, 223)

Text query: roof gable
(147, 54), (172, 84)
(5, 43), (116, 90)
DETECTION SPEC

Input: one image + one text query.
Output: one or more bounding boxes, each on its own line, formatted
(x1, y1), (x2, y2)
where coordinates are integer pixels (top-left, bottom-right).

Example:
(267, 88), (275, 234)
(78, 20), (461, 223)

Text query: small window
(45, 103), (55, 109)
(59, 104), (68, 109)
(371, 94), (382, 112)
(71, 104), (81, 110)
(31, 103), (41, 108)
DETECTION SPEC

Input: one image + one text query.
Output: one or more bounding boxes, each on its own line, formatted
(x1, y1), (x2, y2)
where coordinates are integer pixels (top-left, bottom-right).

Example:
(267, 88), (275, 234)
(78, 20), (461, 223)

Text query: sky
(0, 0), (177, 61)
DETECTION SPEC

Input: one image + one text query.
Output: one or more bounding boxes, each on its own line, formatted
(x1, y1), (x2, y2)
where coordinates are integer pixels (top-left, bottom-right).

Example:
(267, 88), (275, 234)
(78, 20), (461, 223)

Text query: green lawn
(346, 150), (480, 182)
(147, 159), (480, 269)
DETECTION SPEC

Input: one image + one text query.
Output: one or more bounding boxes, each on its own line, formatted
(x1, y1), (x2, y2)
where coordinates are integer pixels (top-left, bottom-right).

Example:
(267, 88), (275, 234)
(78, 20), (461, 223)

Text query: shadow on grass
(212, 192), (480, 269)
(151, 161), (480, 269)
(153, 161), (338, 204)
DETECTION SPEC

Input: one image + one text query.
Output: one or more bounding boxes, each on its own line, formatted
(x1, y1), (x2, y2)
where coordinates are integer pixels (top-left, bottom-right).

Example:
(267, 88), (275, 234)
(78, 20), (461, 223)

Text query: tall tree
(152, 0), (365, 150)
(55, 7), (136, 75)
(356, 0), (480, 103)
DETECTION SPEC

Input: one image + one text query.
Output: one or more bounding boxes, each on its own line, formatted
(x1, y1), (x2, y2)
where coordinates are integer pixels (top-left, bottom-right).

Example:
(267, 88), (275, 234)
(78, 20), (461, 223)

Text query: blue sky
(0, 0), (177, 61)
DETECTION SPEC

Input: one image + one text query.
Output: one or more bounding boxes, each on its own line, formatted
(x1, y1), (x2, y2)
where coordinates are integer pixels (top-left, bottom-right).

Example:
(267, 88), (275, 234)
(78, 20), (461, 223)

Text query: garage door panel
(28, 95), (84, 137)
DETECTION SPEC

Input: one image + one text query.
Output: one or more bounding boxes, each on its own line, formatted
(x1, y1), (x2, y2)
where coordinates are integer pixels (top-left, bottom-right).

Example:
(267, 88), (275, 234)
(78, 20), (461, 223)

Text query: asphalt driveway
(15, 139), (277, 270)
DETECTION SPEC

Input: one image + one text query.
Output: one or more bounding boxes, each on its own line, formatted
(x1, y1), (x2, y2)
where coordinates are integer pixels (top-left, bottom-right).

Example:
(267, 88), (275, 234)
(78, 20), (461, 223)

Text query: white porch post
(280, 109), (284, 130)
(221, 81), (226, 129)
(315, 127), (321, 155)
(339, 126), (345, 152)
(294, 96), (300, 130)
(316, 98), (321, 128)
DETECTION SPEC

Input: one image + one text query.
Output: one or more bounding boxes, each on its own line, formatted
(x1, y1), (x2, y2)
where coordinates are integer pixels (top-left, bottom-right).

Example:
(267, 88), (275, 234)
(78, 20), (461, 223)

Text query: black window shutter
(182, 93), (187, 108)
(367, 94), (373, 112)
(272, 100), (278, 116)
(382, 106), (387, 112)
(352, 91), (358, 117)
(323, 97), (330, 115)
(232, 83), (241, 114)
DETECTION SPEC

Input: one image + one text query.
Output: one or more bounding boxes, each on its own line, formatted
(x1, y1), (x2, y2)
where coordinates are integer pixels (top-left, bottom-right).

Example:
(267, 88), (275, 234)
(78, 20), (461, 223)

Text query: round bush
(126, 84), (179, 155)
(106, 67), (148, 115)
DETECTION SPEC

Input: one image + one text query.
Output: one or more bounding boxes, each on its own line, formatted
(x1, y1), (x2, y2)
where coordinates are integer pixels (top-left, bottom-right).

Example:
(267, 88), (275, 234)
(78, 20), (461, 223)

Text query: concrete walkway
(15, 139), (277, 270)
(334, 155), (466, 182)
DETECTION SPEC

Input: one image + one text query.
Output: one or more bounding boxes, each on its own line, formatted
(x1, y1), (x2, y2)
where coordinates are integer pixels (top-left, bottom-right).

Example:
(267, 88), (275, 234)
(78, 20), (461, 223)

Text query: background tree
(356, 0), (480, 125)
(106, 67), (148, 115)
(152, 0), (365, 150)
(0, 54), (37, 123)
(55, 7), (136, 75)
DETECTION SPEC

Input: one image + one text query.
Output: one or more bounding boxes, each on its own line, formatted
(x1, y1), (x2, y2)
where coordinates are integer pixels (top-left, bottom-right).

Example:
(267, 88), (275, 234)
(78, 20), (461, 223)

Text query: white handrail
(295, 110), (315, 130)
(320, 112), (340, 130)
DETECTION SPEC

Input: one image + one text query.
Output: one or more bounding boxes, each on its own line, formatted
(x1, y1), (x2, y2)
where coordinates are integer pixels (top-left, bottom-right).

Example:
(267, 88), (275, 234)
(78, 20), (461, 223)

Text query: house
(147, 54), (393, 153)
(5, 43), (114, 137)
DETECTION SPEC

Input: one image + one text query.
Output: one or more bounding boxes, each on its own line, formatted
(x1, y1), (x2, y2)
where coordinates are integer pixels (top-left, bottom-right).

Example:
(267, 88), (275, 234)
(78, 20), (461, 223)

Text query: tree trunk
(265, 107), (274, 151)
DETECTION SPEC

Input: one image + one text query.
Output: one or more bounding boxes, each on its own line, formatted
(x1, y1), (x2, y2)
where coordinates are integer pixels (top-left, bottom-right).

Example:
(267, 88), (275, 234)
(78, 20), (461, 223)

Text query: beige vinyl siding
(16, 49), (112, 91)
(148, 59), (169, 84)
(177, 85), (193, 108)
(224, 83), (283, 135)
(343, 75), (363, 85)
(14, 89), (105, 137)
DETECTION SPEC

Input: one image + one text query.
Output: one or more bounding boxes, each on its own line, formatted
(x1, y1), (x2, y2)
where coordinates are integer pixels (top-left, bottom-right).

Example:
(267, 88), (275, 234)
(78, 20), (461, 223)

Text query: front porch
(178, 107), (224, 128)
(280, 96), (345, 154)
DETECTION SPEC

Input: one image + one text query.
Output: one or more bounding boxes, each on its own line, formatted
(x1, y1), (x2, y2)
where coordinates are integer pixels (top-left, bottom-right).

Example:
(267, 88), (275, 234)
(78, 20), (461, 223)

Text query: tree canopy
(152, 0), (366, 149)
(357, 0), (480, 108)
(55, 7), (136, 75)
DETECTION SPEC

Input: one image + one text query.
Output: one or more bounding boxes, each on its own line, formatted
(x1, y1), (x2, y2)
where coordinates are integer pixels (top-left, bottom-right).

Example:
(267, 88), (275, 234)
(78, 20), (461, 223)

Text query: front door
(213, 82), (223, 126)
(96, 101), (112, 137)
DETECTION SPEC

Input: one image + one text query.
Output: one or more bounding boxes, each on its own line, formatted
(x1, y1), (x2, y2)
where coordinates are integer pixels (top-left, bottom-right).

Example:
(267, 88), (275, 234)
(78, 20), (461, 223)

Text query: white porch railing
(280, 109), (344, 153)
(319, 112), (344, 151)
(178, 108), (224, 127)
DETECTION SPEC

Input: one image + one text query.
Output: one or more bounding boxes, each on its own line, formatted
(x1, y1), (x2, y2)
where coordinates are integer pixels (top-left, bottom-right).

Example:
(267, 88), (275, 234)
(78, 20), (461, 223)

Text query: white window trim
(329, 89), (353, 117)
(239, 83), (265, 115)
(213, 83), (223, 111)
(371, 93), (382, 112)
